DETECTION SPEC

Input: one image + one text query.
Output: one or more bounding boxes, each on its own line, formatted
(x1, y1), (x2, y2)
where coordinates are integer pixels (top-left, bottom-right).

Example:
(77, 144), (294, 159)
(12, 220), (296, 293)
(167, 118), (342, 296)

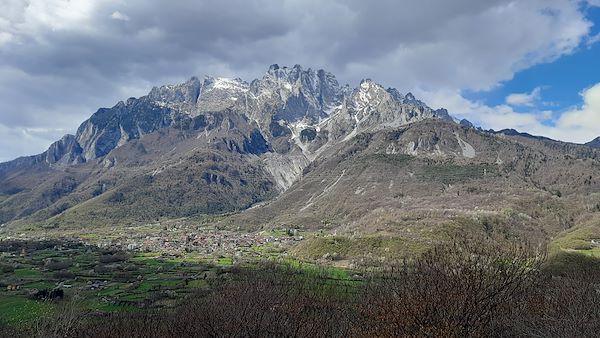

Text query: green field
(0, 239), (356, 328)
(0, 296), (54, 327)
(0, 240), (217, 326)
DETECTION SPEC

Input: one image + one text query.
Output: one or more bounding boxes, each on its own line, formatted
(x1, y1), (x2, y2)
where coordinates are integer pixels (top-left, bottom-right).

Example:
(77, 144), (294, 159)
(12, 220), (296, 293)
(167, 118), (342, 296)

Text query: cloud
(588, 0), (600, 7)
(110, 11), (130, 21)
(0, 0), (597, 161)
(0, 123), (68, 162)
(420, 89), (544, 132)
(553, 83), (600, 142)
(587, 33), (600, 47)
(421, 82), (600, 144)
(506, 87), (542, 107)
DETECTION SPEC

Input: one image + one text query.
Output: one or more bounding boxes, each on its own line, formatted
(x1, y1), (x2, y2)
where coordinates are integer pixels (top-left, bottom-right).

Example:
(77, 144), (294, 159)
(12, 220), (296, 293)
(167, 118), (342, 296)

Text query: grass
(136, 279), (180, 292)
(292, 235), (428, 263)
(0, 295), (54, 327)
(0, 241), (224, 329)
(216, 257), (233, 266)
(551, 222), (599, 252)
(575, 247), (600, 257)
(187, 279), (208, 288)
(545, 250), (600, 275)
(363, 154), (415, 166)
(12, 268), (44, 278)
(419, 163), (496, 184)
(22, 281), (56, 290)
(88, 302), (135, 312)
(96, 286), (125, 297)
(0, 237), (359, 330)
(546, 217), (600, 274)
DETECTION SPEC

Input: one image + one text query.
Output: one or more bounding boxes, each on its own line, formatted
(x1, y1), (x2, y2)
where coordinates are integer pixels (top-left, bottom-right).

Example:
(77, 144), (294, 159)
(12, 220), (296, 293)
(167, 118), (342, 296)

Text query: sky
(1, 0), (600, 162)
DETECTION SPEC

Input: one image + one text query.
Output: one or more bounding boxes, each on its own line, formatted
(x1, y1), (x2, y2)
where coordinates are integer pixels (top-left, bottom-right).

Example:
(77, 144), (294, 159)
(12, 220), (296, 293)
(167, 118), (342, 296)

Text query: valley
(0, 65), (599, 336)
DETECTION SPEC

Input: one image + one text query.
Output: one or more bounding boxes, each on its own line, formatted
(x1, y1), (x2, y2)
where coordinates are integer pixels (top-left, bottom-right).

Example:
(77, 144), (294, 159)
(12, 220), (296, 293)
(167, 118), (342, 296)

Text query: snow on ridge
(212, 77), (249, 92)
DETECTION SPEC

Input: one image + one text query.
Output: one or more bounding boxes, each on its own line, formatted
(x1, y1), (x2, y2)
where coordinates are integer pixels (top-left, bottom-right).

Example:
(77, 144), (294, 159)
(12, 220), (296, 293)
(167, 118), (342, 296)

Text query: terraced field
(0, 239), (360, 329)
(0, 240), (234, 327)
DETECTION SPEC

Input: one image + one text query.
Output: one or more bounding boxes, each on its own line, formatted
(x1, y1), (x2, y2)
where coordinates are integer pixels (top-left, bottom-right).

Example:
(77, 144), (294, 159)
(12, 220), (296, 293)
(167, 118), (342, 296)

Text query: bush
(53, 270), (75, 280)
(46, 266), (354, 337)
(0, 263), (15, 273)
(509, 268), (600, 337)
(98, 252), (128, 264)
(355, 237), (545, 337)
(25, 239), (600, 338)
(44, 259), (72, 271)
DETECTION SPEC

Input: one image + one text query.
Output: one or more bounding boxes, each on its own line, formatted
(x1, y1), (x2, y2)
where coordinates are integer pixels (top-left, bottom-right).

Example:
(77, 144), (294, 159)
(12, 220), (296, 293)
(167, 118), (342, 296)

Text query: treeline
(4, 238), (599, 337)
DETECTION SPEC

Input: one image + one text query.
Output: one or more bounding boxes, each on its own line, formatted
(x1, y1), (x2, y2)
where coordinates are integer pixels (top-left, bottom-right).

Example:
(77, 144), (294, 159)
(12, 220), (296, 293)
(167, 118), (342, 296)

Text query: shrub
(356, 237), (545, 337)
(0, 263), (15, 273)
(26, 239), (600, 338)
(44, 259), (72, 271)
(53, 270), (75, 280)
(98, 252), (128, 264)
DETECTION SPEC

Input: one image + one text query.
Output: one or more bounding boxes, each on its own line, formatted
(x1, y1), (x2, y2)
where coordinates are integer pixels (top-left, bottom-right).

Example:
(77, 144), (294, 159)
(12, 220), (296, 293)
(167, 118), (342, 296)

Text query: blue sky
(1, 0), (600, 161)
(466, 5), (600, 116)
(443, 2), (600, 141)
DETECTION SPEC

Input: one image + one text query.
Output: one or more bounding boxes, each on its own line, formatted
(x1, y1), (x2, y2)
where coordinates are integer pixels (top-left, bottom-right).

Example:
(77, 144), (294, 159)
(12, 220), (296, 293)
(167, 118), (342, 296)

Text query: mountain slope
(221, 119), (600, 262)
(586, 136), (600, 148)
(0, 65), (451, 228)
(2, 65), (600, 266)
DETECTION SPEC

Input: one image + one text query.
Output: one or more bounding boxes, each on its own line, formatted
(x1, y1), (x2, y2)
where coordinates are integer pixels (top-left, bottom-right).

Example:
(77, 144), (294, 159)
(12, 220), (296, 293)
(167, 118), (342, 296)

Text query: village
(94, 226), (305, 258)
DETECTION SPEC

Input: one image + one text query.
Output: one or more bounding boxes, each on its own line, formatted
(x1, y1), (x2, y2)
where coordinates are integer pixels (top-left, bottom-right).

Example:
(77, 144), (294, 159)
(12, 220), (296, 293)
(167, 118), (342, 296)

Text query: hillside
(0, 65), (599, 266)
(0, 65), (450, 229)
(221, 119), (600, 262)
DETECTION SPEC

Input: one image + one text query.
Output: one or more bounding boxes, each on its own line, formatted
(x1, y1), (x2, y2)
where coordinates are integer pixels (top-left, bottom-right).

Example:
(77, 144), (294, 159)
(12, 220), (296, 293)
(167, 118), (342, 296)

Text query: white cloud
(506, 87), (542, 107)
(420, 89), (543, 131)
(110, 11), (129, 21)
(588, 0), (600, 7)
(0, 123), (68, 162)
(422, 83), (600, 144)
(0, 0), (598, 160)
(587, 33), (600, 47)
(554, 83), (600, 142)
(10, 0), (97, 33)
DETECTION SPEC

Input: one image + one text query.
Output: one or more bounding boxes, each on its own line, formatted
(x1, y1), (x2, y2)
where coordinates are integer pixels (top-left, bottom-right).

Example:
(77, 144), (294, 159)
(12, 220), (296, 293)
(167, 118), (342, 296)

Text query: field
(0, 216), (598, 333)
(0, 238), (359, 328)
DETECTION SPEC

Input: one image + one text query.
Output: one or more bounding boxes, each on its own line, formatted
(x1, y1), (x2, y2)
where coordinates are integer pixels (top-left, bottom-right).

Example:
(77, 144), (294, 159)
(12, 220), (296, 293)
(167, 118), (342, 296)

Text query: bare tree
(355, 237), (545, 337)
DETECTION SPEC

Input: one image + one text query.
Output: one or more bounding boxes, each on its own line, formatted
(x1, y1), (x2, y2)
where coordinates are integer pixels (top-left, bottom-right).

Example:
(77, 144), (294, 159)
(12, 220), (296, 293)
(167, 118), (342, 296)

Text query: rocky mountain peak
(434, 108), (452, 121)
(459, 118), (475, 128)
(44, 134), (84, 166)
(262, 64), (316, 88)
(148, 76), (201, 105)
(404, 92), (416, 102)
(386, 88), (404, 102)
(359, 78), (376, 86)
(10, 65), (455, 169)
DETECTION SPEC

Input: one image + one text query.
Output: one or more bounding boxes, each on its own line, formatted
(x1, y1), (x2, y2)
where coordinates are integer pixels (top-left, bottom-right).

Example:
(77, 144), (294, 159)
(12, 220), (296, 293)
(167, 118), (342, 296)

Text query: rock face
(226, 118), (600, 255)
(44, 135), (84, 166)
(0, 64), (460, 226)
(5, 65), (600, 261)
(63, 64), (451, 165)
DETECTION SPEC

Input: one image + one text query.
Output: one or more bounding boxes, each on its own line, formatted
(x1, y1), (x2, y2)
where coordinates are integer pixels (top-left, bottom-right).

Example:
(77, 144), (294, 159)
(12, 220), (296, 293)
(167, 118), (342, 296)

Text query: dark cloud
(0, 0), (597, 161)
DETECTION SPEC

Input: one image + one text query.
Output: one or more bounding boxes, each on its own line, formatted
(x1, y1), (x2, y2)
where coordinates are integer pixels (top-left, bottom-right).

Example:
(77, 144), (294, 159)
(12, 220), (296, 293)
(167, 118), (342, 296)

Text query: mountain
(2, 64), (600, 264)
(219, 118), (600, 259)
(586, 136), (600, 148)
(0, 64), (451, 228)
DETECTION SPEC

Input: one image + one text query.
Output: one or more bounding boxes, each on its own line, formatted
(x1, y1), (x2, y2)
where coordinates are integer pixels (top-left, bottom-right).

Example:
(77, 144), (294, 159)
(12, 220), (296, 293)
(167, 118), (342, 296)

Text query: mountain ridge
(2, 64), (450, 166)
(0, 65), (455, 227)
(2, 64), (600, 257)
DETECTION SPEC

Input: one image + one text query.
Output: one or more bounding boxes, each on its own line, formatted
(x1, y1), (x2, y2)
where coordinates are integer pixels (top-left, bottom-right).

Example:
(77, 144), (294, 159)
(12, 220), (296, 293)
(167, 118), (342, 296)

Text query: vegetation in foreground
(0, 237), (598, 337)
